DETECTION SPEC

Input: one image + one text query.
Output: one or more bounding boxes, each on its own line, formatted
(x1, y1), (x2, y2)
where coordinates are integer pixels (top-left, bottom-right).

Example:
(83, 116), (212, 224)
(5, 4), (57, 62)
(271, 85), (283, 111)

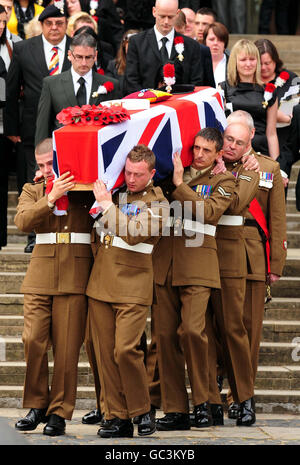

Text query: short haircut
(67, 11), (98, 36)
(203, 21), (229, 49)
(35, 138), (53, 155)
(194, 127), (223, 152)
(227, 39), (262, 86)
(127, 144), (156, 171)
(196, 7), (217, 21)
(254, 38), (284, 74)
(227, 110), (255, 132)
(70, 32), (97, 50)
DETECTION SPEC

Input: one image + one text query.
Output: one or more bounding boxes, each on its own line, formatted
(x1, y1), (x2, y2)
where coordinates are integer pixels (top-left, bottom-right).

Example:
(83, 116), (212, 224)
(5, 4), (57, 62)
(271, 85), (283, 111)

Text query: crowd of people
(0, 0), (298, 439)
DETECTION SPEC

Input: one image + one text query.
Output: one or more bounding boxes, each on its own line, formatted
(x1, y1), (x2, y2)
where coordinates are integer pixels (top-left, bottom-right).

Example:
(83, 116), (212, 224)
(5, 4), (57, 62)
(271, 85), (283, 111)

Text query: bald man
(124, 0), (206, 94)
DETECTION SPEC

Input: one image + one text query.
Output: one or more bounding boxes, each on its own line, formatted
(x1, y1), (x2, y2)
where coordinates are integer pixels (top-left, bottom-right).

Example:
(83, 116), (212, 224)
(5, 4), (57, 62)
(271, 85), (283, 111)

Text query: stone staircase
(0, 162), (300, 414)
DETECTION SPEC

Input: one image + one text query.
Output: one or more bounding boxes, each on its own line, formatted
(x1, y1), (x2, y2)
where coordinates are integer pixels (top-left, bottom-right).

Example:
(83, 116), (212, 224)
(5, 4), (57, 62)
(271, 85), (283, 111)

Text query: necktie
(48, 46), (59, 76)
(160, 37), (169, 64)
(76, 77), (87, 106)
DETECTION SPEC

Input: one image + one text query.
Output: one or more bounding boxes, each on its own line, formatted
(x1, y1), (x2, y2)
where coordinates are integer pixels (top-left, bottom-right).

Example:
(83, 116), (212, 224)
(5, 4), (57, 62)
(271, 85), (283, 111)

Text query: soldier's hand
(93, 179), (113, 210)
(212, 156), (226, 175)
(172, 152), (184, 187)
(242, 154), (260, 172)
(267, 273), (280, 285)
(47, 172), (75, 203)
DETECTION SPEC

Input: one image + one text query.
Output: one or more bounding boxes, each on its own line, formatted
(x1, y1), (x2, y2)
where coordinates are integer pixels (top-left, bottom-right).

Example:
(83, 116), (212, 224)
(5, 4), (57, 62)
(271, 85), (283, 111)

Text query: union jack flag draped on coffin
(52, 87), (226, 206)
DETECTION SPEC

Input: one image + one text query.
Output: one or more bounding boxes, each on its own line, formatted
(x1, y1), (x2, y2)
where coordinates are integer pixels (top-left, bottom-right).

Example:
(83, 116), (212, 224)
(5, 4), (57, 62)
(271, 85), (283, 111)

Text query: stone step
(5, 271), (300, 298)
(1, 336), (298, 366)
(265, 297), (300, 320)
(0, 273), (24, 294)
(271, 277), (300, 298)
(1, 384), (300, 413)
(262, 320), (300, 342)
(0, 362), (299, 392)
(258, 341), (300, 366)
(0, 295), (24, 316)
(0, 251), (30, 273)
(0, 316), (24, 336)
(0, 361), (94, 387)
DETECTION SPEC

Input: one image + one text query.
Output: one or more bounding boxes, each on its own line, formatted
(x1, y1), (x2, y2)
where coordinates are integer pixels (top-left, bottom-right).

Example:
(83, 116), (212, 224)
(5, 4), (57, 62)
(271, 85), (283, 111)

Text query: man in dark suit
(35, 32), (120, 145)
(124, 0), (206, 95)
(4, 3), (71, 253)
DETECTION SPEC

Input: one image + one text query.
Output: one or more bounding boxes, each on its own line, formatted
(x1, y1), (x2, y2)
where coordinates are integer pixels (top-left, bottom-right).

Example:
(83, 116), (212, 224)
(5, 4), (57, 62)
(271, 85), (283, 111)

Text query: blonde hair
(67, 12), (98, 36)
(24, 16), (42, 38)
(227, 39), (262, 87)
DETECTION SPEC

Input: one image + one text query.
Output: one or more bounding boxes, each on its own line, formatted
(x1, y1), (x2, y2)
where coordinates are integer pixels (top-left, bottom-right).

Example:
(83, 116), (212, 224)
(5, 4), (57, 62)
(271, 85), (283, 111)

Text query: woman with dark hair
(7, 0), (44, 39)
(203, 21), (229, 86)
(219, 39), (279, 160)
(255, 38), (299, 184)
(105, 29), (139, 96)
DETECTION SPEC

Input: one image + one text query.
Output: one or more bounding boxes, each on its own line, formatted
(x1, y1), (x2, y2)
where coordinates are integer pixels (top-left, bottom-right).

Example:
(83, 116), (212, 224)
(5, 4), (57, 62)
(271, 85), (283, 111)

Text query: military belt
(99, 232), (153, 254)
(217, 215), (244, 226)
(36, 232), (91, 244)
(166, 217), (216, 237)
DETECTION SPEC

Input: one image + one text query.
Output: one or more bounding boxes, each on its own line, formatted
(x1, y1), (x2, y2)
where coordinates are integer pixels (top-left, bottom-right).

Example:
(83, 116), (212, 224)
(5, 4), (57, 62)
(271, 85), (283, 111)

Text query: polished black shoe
(189, 412), (195, 427)
(43, 414), (66, 436)
(82, 408), (102, 425)
(193, 402), (213, 428)
(133, 405), (156, 425)
(24, 239), (35, 253)
(138, 409), (156, 436)
(217, 375), (224, 392)
(211, 404), (224, 426)
(98, 418), (133, 438)
(156, 413), (190, 431)
(15, 408), (48, 431)
(236, 397), (256, 426)
(228, 402), (240, 419)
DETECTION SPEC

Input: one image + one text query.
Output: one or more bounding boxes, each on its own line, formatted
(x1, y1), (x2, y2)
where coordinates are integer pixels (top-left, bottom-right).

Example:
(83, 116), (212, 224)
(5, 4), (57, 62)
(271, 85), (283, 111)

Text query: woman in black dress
(219, 39), (279, 160)
(255, 38), (299, 186)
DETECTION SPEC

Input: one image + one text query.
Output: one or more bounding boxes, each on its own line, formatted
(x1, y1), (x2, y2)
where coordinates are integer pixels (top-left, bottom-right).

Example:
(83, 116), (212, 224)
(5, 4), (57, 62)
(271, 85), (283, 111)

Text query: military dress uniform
(14, 182), (94, 420)
(152, 165), (236, 415)
(207, 160), (259, 405)
(243, 152), (287, 381)
(86, 182), (169, 420)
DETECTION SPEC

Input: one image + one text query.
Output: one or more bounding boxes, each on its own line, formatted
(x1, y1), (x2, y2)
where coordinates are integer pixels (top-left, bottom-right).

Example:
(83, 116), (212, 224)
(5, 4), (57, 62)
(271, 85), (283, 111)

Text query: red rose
(103, 81), (114, 92)
(265, 82), (276, 93)
(163, 63), (175, 78)
(174, 36), (184, 45)
(279, 71), (289, 81)
(97, 68), (105, 75)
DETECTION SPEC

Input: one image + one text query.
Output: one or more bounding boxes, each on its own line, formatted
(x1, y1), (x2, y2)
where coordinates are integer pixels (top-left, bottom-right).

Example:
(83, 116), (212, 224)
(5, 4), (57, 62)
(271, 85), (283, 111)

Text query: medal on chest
(192, 184), (212, 199)
(121, 203), (141, 217)
(259, 171), (273, 188)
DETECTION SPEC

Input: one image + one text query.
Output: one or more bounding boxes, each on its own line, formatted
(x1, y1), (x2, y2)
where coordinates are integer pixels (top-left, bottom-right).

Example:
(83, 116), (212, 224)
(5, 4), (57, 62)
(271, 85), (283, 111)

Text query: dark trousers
(258, 0), (290, 34)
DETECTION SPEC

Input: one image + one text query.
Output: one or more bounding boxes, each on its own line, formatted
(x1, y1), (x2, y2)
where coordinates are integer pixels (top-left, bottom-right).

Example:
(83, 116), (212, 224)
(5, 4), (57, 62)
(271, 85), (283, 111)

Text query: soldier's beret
(39, 2), (66, 22)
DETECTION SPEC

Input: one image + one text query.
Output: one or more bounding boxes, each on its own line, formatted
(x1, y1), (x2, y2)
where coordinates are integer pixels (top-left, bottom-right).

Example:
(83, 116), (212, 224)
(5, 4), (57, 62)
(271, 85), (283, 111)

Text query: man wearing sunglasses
(35, 32), (120, 146)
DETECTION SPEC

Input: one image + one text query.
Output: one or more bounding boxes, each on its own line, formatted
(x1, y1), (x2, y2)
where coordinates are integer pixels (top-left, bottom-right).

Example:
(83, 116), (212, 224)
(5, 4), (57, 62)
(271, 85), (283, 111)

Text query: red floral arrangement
(262, 82), (276, 109)
(56, 104), (131, 126)
(275, 71), (290, 87)
(174, 36), (184, 61)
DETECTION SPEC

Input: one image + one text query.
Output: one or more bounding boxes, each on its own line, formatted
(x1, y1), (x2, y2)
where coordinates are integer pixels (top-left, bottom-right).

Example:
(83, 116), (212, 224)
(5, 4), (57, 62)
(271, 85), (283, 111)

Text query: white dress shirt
(214, 53), (227, 87)
(71, 67), (93, 105)
(154, 26), (175, 58)
(42, 35), (66, 73)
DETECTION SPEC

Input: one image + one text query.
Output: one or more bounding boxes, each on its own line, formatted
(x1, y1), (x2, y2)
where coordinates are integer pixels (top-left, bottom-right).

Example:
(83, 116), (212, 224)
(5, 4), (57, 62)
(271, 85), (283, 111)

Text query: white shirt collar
(71, 66), (93, 84)
(153, 25), (175, 46)
(42, 34), (66, 52)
